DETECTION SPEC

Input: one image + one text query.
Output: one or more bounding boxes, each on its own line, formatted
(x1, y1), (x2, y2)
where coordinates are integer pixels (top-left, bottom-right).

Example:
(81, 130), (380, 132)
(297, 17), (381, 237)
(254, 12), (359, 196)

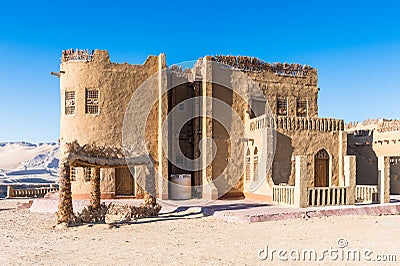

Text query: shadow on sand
(71, 202), (273, 227)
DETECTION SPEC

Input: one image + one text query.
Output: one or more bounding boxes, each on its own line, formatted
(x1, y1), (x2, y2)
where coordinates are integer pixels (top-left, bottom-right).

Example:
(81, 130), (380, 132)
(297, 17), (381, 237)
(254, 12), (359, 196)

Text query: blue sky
(0, 0), (399, 143)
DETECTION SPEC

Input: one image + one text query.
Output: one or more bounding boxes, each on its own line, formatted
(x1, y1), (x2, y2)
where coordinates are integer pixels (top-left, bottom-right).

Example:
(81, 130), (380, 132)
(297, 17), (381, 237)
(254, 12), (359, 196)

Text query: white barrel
(170, 174), (192, 200)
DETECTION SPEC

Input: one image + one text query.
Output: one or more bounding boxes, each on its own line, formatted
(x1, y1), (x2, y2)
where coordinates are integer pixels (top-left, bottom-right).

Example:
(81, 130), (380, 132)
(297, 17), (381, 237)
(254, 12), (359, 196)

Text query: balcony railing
(249, 115), (344, 132)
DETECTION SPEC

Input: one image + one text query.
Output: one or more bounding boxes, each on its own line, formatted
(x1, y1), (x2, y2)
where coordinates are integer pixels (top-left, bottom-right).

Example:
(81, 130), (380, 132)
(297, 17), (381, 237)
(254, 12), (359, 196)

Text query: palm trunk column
(90, 167), (101, 209)
(57, 162), (73, 224)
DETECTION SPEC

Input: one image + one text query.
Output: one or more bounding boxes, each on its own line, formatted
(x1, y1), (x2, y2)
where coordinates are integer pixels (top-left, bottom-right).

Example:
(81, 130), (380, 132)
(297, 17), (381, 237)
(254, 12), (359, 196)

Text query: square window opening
(277, 98), (288, 116)
(65, 91), (76, 115)
(85, 89), (99, 114)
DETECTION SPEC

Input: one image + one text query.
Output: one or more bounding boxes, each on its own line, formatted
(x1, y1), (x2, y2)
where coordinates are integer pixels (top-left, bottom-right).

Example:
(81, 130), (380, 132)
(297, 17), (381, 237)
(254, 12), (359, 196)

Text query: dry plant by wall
(212, 55), (312, 77)
(347, 119), (400, 133)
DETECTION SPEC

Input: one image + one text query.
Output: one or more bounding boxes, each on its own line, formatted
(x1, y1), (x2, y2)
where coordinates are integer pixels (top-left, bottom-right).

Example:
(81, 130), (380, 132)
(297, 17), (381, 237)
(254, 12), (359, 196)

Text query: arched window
(253, 147), (259, 181)
(245, 148), (251, 181)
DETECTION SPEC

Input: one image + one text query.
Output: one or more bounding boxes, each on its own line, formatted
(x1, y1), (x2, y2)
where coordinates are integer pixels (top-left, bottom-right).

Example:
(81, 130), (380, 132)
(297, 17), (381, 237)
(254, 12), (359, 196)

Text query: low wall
(7, 185), (59, 198)
(273, 185), (351, 207)
(356, 185), (378, 204)
(272, 185), (295, 205)
(308, 186), (348, 207)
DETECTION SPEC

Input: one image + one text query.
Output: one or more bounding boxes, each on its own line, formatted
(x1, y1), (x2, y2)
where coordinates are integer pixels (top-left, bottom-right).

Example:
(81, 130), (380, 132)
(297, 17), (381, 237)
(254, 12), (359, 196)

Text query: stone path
(211, 201), (400, 223)
(28, 196), (400, 223)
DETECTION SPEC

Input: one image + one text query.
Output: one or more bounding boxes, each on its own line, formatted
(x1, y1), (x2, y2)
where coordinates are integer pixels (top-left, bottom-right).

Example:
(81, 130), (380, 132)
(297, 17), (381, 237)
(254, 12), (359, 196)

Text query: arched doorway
(314, 149), (329, 187)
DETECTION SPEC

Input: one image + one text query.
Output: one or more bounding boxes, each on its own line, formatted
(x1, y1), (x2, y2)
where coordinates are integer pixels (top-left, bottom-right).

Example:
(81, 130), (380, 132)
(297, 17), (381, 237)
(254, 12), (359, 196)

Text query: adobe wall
(59, 50), (165, 196)
(245, 69), (319, 118)
(246, 115), (346, 198)
(211, 83), (248, 197)
(60, 52), (341, 199)
(209, 59), (320, 197)
(71, 168), (115, 199)
(347, 131), (378, 185)
(373, 131), (400, 157)
(274, 128), (345, 187)
(243, 115), (274, 199)
(241, 62), (347, 192)
(212, 56), (319, 118)
(373, 131), (400, 194)
(60, 50), (162, 152)
(347, 128), (400, 189)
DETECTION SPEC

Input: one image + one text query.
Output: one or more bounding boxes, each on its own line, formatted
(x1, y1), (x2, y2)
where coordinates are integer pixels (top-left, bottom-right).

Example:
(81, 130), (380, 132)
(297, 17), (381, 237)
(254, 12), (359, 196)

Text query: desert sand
(0, 199), (399, 265)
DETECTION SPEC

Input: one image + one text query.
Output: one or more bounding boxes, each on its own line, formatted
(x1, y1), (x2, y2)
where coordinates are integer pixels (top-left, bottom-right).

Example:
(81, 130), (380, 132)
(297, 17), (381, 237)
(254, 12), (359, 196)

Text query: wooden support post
(57, 162), (73, 224)
(90, 167), (101, 209)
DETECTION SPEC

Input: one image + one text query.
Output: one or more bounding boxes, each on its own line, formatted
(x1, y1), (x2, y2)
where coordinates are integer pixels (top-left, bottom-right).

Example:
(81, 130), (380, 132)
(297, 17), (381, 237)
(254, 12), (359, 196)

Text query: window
(85, 89), (99, 114)
(250, 98), (266, 117)
(83, 167), (91, 182)
(297, 99), (308, 117)
(276, 97), (287, 116)
(65, 91), (76, 115)
(316, 149), (329, 159)
(70, 167), (77, 181)
(245, 148), (251, 181)
(253, 147), (259, 181)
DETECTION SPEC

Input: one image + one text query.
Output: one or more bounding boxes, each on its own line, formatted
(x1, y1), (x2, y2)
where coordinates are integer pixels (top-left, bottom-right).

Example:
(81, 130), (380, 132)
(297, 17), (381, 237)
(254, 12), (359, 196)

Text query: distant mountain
(0, 141), (37, 148)
(0, 142), (59, 185)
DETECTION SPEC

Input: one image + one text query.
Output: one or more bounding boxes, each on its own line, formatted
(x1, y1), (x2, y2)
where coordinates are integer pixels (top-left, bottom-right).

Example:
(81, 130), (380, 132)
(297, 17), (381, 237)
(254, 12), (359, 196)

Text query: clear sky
(0, 0), (399, 143)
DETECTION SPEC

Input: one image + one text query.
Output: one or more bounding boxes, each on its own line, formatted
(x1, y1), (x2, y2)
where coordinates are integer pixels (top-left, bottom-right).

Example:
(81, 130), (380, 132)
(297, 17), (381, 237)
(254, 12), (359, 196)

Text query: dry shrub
(74, 203), (109, 223)
(73, 201), (162, 224)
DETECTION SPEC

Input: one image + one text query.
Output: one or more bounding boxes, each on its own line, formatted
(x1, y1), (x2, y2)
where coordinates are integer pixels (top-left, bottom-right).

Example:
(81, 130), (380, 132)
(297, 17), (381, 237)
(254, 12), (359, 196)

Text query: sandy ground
(0, 199), (399, 265)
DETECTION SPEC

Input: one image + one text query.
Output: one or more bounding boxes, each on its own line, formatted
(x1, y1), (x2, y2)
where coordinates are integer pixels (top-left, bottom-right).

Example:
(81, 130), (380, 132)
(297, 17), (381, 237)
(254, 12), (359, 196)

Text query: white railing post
(6, 186), (14, 198)
(344, 155), (356, 205)
(316, 188), (321, 205)
(310, 189), (315, 206)
(321, 188), (326, 206)
(294, 155), (308, 208)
